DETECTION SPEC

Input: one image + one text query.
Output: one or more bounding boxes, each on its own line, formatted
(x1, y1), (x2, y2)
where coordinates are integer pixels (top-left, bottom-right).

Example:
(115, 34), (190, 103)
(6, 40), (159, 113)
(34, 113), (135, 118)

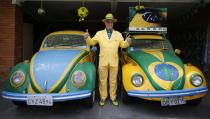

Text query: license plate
(161, 97), (186, 106)
(27, 95), (53, 106)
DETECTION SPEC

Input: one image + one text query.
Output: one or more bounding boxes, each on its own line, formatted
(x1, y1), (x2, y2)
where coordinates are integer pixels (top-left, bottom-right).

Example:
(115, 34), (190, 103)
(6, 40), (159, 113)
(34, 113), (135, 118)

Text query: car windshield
(43, 34), (87, 49)
(130, 39), (169, 51)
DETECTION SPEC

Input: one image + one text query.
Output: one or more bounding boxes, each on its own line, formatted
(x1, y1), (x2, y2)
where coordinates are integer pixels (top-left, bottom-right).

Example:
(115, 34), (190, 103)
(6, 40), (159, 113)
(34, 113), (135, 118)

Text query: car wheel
(187, 98), (202, 106)
(12, 101), (26, 107)
(121, 83), (132, 104)
(85, 91), (95, 107)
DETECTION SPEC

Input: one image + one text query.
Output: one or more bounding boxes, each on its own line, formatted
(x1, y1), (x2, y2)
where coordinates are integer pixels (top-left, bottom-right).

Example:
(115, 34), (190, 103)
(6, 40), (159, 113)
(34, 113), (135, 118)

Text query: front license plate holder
(161, 97), (186, 106)
(27, 95), (53, 106)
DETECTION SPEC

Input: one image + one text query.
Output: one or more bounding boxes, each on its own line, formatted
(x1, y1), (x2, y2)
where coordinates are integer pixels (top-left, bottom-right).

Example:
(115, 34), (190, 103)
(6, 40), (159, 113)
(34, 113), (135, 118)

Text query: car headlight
(71, 70), (86, 88)
(10, 71), (25, 88)
(131, 74), (144, 87)
(190, 75), (203, 87)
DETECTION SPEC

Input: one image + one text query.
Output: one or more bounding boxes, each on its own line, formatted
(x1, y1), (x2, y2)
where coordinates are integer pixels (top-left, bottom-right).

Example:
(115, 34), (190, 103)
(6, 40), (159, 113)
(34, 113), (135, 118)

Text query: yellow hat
(102, 13), (117, 22)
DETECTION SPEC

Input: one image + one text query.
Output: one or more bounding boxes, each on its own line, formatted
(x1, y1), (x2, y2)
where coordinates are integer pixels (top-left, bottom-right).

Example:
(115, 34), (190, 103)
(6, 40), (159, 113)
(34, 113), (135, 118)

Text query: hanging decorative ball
(37, 8), (46, 15)
(135, 5), (145, 12)
(78, 6), (89, 22)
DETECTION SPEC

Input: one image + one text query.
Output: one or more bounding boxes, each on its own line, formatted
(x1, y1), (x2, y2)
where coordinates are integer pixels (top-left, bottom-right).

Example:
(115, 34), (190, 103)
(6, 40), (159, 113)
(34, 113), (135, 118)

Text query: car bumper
(2, 90), (92, 102)
(127, 86), (208, 98)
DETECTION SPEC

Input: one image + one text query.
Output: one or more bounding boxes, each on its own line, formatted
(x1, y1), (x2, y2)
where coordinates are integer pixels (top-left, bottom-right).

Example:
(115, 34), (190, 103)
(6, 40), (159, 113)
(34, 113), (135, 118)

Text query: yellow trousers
(99, 65), (118, 100)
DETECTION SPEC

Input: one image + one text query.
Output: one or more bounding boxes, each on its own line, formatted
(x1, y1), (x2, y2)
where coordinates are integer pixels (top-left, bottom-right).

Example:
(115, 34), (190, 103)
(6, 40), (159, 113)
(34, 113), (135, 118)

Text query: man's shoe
(99, 99), (106, 106)
(111, 99), (119, 106)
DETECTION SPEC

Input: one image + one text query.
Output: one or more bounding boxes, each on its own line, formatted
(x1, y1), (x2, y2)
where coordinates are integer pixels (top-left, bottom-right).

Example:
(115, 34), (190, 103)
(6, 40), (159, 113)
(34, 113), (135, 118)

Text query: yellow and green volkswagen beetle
(121, 33), (208, 106)
(2, 31), (96, 106)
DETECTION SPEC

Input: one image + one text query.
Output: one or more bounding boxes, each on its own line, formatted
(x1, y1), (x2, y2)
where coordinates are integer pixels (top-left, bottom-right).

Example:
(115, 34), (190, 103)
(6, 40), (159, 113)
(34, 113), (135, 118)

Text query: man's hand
(125, 35), (131, 45)
(83, 29), (90, 39)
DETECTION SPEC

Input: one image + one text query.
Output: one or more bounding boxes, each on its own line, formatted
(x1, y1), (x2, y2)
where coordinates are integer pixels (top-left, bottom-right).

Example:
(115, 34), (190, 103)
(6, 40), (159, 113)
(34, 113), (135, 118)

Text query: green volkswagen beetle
(121, 34), (208, 106)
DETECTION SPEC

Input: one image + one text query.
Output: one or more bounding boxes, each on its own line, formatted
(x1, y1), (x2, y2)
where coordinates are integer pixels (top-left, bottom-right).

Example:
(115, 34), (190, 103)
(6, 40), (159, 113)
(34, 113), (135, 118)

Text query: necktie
(106, 29), (112, 39)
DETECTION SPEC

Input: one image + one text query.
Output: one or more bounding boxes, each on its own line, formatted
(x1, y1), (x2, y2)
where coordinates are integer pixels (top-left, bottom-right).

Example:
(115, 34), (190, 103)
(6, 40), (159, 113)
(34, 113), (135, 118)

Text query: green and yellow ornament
(78, 6), (89, 22)
(135, 5), (145, 12)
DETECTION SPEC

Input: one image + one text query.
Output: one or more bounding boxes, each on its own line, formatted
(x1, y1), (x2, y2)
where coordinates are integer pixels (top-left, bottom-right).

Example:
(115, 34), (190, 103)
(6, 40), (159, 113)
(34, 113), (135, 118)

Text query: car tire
(121, 83), (132, 104)
(85, 91), (95, 107)
(187, 98), (202, 106)
(12, 101), (26, 107)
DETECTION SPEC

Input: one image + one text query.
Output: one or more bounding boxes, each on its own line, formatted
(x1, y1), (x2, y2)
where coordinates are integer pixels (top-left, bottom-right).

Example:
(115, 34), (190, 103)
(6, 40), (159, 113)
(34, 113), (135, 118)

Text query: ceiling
(19, 0), (209, 24)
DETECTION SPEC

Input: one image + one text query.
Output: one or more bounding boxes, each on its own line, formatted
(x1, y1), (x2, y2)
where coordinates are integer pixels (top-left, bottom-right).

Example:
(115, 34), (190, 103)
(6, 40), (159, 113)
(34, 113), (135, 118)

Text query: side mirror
(175, 49), (181, 54)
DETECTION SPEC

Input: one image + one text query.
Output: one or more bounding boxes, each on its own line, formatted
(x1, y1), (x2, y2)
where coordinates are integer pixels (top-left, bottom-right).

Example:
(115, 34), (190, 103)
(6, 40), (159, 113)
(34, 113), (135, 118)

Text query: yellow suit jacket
(86, 29), (129, 67)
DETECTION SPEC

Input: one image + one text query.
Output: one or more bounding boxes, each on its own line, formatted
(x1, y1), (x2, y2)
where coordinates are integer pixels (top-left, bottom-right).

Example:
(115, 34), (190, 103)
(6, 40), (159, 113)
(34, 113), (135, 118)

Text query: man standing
(84, 13), (131, 106)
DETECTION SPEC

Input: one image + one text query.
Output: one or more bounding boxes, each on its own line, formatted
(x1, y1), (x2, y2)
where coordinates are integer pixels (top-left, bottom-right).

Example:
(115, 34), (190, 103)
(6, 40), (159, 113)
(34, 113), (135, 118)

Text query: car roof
(48, 30), (85, 35)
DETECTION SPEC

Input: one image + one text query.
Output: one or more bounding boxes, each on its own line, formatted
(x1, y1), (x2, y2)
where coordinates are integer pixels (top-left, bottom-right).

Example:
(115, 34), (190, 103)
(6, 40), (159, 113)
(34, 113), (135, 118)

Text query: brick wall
(0, 0), (23, 80)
